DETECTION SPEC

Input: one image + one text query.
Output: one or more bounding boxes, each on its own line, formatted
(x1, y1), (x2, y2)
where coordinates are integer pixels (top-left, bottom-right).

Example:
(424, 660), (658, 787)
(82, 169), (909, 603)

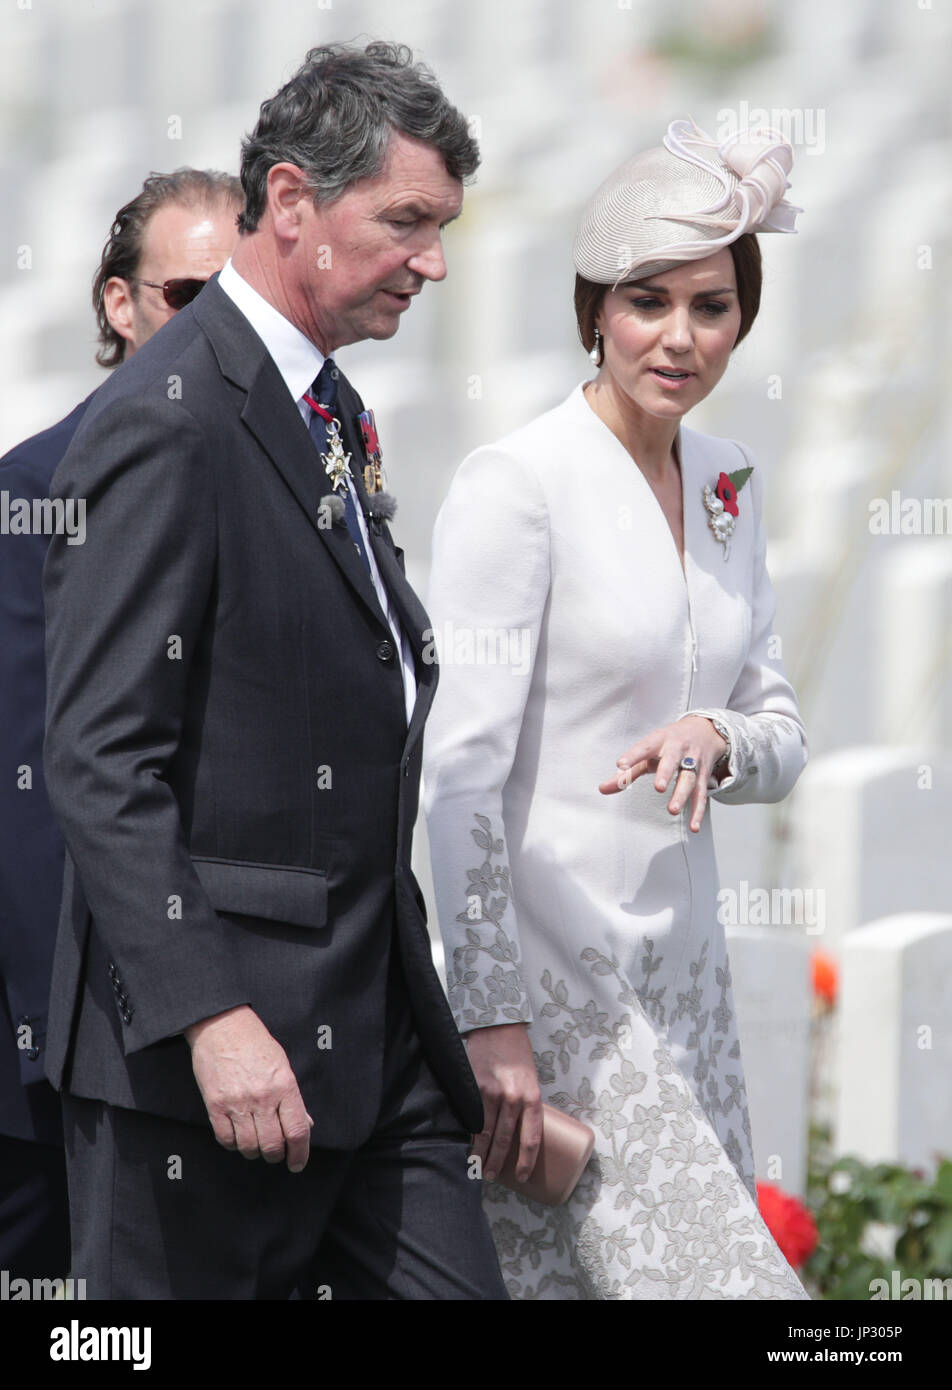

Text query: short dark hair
(92, 168), (243, 368)
(237, 41), (480, 234)
(574, 232), (763, 364)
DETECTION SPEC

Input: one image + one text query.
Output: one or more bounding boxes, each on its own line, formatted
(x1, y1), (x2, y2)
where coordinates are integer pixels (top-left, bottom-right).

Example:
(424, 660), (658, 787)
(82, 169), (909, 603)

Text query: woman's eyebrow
(632, 282), (736, 297)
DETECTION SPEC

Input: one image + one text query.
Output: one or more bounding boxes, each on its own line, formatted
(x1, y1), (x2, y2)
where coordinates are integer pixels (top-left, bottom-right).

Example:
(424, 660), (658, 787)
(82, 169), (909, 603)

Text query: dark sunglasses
(132, 277), (208, 310)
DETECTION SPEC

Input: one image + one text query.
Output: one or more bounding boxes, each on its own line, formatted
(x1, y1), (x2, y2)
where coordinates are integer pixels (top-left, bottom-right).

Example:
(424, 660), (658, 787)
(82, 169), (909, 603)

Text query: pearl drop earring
(589, 328), (602, 365)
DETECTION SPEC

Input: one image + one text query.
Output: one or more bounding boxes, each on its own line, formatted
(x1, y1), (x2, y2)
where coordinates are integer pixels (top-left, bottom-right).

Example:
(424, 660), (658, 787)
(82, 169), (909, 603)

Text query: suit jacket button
(376, 640), (395, 663)
(26, 1046), (40, 1061)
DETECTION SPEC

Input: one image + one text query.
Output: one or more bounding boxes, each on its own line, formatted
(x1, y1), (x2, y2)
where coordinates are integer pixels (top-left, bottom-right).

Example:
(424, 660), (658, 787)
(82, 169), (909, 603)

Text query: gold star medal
(320, 417), (353, 493)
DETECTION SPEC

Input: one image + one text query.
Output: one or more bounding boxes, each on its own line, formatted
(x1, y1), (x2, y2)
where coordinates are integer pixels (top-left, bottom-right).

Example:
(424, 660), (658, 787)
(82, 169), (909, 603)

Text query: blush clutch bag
(494, 1103), (595, 1206)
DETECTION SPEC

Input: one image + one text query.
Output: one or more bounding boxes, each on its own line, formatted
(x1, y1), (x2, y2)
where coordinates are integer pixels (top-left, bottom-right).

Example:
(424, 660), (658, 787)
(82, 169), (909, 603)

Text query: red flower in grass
(811, 949), (839, 1008)
(715, 472), (739, 516)
(756, 1182), (818, 1268)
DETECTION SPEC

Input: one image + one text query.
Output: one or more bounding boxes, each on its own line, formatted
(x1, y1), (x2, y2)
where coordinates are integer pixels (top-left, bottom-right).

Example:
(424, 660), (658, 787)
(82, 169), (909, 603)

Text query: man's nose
(410, 234), (447, 282)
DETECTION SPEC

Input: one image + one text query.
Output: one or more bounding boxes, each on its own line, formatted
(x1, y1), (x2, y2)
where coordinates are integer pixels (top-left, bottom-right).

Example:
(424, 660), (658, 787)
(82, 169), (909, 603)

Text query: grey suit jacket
(42, 275), (482, 1147)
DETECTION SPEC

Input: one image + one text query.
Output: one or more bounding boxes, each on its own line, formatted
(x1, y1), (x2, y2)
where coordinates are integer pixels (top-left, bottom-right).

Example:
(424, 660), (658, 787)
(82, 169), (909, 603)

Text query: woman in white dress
(423, 120), (810, 1299)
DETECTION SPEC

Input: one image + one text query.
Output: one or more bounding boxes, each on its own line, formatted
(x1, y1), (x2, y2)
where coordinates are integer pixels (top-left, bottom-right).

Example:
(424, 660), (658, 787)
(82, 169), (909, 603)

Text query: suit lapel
(193, 281), (389, 631)
(194, 281), (436, 745)
(243, 383), (392, 628)
(339, 378), (438, 749)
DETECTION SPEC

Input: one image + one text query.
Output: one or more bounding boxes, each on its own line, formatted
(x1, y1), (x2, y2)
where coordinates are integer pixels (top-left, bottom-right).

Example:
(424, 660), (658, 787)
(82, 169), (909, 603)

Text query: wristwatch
(705, 714), (732, 770)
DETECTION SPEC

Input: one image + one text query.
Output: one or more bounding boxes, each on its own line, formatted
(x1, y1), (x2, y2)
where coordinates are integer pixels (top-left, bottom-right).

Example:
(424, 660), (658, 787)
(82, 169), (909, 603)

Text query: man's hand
(184, 1005), (314, 1172)
(464, 1022), (542, 1183)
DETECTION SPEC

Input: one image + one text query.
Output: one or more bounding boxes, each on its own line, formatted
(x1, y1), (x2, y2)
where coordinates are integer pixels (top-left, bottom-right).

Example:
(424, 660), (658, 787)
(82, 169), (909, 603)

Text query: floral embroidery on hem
(480, 940), (806, 1300)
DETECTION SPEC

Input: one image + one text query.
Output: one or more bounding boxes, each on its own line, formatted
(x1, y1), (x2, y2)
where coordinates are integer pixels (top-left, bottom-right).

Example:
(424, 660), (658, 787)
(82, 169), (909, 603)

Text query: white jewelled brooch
(702, 466), (753, 560)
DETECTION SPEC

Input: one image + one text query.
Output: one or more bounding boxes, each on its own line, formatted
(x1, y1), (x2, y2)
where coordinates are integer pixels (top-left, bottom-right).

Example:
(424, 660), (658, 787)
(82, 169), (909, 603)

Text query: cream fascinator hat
(573, 117), (801, 288)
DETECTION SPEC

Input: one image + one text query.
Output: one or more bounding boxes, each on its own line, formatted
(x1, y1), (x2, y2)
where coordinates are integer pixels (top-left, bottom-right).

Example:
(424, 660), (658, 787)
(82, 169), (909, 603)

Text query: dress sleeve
(423, 445), (550, 1034)
(687, 448), (808, 805)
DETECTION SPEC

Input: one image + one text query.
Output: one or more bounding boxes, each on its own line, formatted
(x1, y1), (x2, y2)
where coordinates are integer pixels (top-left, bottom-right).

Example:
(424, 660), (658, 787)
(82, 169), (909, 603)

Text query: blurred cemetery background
(1, 0), (949, 1293)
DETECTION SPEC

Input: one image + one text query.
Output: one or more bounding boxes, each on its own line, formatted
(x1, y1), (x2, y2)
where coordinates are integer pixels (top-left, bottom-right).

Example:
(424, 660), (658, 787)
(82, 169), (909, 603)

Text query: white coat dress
(423, 383), (810, 1300)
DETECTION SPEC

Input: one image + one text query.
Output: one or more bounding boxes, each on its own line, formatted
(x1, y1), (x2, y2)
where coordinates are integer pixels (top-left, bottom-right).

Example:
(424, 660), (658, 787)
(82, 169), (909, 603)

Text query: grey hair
(238, 41), (480, 233)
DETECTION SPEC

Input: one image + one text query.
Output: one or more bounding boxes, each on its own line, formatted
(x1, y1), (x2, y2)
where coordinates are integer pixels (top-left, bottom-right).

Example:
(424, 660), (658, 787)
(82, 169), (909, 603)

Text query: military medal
(357, 408), (385, 495)
(319, 416), (353, 493)
(303, 391), (353, 493)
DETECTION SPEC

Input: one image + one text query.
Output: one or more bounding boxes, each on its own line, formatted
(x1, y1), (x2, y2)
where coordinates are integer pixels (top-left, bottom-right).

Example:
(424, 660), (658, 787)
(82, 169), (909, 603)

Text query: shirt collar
(217, 259), (325, 405)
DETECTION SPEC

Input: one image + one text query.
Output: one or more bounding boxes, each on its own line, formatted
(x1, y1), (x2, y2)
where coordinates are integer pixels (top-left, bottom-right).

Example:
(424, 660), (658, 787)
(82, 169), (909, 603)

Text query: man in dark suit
(0, 168), (240, 1281)
(42, 42), (507, 1300)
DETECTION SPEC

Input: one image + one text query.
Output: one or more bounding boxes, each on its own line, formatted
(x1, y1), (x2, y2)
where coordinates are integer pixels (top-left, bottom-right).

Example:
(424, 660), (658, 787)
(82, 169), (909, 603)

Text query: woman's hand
(598, 714), (729, 832)
(464, 1022), (543, 1183)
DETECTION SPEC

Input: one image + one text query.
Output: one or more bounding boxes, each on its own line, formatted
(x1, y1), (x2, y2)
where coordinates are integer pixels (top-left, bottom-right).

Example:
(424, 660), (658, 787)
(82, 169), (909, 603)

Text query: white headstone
(726, 925), (812, 1196)
(790, 747), (952, 947)
(875, 542), (952, 750)
(836, 913), (952, 1173)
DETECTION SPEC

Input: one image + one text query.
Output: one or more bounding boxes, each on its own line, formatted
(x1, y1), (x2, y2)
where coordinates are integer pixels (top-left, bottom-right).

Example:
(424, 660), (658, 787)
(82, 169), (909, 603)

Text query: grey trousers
(62, 962), (507, 1301)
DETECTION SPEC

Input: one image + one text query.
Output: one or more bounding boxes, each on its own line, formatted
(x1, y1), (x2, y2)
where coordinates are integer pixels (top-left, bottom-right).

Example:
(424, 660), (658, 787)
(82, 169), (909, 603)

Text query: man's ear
(103, 277), (136, 348)
(265, 163), (312, 244)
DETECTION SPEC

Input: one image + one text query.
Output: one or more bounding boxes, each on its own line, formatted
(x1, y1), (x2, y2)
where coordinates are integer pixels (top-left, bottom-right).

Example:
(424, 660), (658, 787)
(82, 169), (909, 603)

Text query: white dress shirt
(217, 260), (416, 723)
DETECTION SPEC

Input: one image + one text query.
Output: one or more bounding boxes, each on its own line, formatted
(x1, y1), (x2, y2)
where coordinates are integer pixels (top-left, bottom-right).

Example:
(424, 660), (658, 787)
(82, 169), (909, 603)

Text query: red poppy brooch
(702, 466), (753, 560)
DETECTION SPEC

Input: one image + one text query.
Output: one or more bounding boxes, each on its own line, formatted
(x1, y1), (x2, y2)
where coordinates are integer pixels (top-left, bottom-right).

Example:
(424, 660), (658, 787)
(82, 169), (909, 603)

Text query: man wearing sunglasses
(93, 169), (242, 364)
(0, 168), (240, 1288)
